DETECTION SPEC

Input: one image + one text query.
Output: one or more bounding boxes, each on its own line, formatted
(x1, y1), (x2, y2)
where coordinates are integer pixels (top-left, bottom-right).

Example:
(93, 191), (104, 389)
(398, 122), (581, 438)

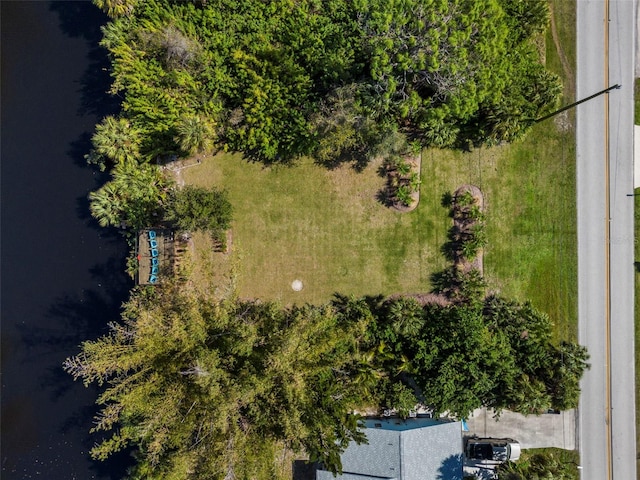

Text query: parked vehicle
(465, 437), (521, 463)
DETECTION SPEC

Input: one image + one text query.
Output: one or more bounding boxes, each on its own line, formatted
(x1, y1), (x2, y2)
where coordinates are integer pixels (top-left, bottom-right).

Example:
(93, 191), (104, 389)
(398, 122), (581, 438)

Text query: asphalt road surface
(576, 0), (637, 479)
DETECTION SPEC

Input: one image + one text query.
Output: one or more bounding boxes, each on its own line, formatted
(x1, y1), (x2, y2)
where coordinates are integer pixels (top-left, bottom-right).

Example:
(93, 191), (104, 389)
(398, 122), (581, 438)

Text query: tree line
(65, 277), (588, 479)
(89, 0), (560, 166)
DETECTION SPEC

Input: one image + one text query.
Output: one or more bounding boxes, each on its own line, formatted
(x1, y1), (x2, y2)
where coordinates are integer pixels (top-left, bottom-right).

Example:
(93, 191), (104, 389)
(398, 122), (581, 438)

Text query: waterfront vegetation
(70, 0), (588, 477)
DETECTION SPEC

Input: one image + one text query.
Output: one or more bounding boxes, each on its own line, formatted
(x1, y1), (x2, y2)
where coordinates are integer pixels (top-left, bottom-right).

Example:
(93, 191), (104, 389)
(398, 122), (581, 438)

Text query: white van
(465, 437), (522, 463)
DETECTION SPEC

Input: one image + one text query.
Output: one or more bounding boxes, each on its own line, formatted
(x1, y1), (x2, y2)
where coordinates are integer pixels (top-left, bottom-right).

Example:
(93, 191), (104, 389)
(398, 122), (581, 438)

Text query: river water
(1, 2), (131, 478)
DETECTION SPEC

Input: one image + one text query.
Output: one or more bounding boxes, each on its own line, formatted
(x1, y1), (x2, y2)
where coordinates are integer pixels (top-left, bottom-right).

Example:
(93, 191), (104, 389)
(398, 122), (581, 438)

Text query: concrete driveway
(464, 408), (576, 450)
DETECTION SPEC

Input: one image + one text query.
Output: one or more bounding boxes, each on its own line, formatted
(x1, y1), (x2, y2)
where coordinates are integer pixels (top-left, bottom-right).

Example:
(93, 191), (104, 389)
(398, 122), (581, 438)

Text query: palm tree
(108, 162), (172, 230)
(175, 114), (216, 156)
(387, 297), (424, 338)
(88, 182), (123, 227)
(93, 0), (137, 18)
(92, 116), (141, 165)
(112, 161), (169, 206)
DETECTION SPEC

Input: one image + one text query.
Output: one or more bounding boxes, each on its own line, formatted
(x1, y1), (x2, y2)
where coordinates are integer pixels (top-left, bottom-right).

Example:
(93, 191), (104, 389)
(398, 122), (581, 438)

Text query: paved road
(576, 0), (637, 479)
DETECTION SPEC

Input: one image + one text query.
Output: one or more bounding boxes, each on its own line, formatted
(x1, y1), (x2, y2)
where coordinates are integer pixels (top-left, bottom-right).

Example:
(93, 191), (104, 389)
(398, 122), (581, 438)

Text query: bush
(166, 185), (232, 243)
(384, 382), (418, 419)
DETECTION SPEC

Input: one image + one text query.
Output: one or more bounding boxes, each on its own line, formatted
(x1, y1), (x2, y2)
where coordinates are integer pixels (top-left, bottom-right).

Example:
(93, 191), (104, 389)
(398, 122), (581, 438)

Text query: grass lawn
(489, 136), (576, 341)
(635, 78), (639, 125)
(183, 153), (445, 304)
(183, 113), (576, 340)
(182, 0), (577, 342)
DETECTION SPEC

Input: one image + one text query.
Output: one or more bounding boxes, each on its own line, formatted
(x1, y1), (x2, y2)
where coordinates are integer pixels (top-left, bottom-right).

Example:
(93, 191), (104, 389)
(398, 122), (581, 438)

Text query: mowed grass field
(183, 117), (575, 340)
(183, 0), (577, 342)
(183, 153), (447, 304)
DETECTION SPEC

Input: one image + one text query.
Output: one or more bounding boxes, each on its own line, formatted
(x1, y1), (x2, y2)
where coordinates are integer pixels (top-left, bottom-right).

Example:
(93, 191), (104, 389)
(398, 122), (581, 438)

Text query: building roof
(317, 417), (463, 480)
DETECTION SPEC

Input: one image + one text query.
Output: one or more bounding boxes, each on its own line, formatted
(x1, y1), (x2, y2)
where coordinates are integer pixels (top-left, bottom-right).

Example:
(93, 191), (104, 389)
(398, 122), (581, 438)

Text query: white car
(465, 437), (521, 463)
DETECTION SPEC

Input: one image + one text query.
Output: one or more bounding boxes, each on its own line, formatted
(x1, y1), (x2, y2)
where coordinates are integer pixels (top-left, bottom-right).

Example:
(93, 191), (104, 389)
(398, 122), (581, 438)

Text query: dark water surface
(2, 2), (131, 478)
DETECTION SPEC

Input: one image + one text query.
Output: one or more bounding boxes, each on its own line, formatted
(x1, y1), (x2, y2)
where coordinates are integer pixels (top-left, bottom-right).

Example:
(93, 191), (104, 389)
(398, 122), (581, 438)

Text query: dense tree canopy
(88, 161), (171, 229)
(66, 283), (588, 478)
(65, 281), (372, 478)
(358, 294), (589, 419)
(92, 0), (560, 163)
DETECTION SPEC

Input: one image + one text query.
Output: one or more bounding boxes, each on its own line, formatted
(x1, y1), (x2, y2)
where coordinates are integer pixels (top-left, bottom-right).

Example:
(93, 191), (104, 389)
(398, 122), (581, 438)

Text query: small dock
(136, 229), (175, 285)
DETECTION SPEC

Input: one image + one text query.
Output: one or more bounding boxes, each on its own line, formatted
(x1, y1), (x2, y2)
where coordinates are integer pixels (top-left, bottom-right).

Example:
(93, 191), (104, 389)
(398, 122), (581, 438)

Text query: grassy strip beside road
(421, 126), (576, 342)
(483, 124), (577, 342)
(634, 78), (639, 125)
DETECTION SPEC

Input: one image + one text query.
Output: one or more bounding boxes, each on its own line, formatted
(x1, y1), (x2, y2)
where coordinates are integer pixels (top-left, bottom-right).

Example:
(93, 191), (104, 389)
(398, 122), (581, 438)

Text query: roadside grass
(481, 126), (577, 342)
(487, 0), (578, 339)
(516, 447), (581, 479)
(630, 30), (639, 480)
(548, 0), (576, 103)
(635, 78), (639, 124)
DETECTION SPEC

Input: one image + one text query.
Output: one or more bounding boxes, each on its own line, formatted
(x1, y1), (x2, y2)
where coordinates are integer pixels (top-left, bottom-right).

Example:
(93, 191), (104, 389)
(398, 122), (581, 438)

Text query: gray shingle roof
(316, 472), (397, 480)
(317, 418), (463, 480)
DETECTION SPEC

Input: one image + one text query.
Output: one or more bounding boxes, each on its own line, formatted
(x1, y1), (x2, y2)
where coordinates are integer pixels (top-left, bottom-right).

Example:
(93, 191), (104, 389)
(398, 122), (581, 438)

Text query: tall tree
(91, 116), (142, 165)
(483, 295), (590, 414)
(165, 185), (232, 242)
(405, 303), (518, 419)
(64, 281), (372, 479)
(88, 162), (171, 230)
(175, 114), (216, 156)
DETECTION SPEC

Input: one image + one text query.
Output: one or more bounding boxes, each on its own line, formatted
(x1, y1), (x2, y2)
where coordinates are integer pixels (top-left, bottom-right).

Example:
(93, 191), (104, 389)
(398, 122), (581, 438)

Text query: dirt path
(161, 157), (201, 187)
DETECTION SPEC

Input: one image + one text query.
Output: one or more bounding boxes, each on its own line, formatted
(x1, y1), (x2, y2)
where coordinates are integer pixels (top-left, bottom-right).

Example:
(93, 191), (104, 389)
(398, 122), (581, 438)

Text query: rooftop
(316, 417), (463, 480)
